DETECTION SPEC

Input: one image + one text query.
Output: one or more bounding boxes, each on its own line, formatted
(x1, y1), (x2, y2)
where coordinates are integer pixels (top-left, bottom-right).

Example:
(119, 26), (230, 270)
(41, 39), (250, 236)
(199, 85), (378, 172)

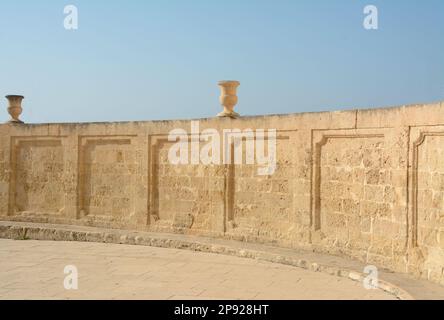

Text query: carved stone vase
(217, 81), (240, 118)
(6, 95), (24, 123)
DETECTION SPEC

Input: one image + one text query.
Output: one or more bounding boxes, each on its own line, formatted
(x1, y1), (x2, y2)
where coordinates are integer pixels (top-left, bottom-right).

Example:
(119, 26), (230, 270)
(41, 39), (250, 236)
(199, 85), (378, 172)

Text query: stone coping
(1, 221), (444, 300)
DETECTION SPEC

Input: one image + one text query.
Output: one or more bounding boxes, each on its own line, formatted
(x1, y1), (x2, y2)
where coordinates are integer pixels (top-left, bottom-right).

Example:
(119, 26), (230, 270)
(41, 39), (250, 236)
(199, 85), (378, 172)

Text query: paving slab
(0, 221), (443, 300)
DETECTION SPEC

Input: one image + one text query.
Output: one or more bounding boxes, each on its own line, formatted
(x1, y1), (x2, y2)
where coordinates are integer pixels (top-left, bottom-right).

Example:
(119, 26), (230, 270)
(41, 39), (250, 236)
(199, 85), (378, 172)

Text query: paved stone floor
(0, 239), (396, 300)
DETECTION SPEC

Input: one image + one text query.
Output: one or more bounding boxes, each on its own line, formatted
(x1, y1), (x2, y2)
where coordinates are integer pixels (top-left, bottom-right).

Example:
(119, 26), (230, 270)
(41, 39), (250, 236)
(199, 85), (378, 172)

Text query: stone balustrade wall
(1, 101), (444, 285)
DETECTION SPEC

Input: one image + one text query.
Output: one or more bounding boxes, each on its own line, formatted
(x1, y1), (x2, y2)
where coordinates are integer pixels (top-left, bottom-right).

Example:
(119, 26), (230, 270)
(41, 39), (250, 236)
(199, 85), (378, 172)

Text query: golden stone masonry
(1, 86), (444, 286)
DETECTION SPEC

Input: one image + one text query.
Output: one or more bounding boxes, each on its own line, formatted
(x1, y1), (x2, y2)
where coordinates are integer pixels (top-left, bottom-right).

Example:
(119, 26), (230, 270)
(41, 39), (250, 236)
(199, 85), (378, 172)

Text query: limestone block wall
(1, 101), (444, 285)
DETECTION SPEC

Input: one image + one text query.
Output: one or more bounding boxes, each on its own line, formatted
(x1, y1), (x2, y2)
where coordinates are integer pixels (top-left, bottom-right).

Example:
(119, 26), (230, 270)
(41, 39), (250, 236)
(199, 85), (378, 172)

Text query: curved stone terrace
(1, 221), (444, 300)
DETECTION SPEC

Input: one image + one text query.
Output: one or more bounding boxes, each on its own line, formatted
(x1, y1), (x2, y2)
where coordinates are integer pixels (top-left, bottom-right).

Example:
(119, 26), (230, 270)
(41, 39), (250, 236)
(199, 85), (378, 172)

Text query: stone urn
(217, 80), (240, 118)
(5, 95), (24, 123)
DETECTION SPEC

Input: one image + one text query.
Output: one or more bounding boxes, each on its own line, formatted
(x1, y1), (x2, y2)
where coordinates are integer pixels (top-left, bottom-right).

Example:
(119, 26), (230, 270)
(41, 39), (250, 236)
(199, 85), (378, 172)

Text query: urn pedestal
(217, 81), (240, 119)
(5, 95), (25, 124)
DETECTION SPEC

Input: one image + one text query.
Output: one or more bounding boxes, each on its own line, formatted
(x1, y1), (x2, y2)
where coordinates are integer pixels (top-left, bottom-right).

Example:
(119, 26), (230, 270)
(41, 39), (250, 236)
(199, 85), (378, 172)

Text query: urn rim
(5, 95), (25, 100)
(218, 80), (240, 86)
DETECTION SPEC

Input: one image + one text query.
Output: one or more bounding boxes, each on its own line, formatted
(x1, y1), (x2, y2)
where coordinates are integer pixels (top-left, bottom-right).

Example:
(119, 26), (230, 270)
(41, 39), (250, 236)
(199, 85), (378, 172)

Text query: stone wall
(1, 101), (444, 285)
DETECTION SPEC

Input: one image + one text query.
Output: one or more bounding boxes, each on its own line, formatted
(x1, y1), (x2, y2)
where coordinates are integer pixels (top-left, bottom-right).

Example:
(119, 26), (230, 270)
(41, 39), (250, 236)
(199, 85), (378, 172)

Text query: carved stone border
(147, 134), (169, 226)
(311, 129), (386, 232)
(148, 129), (296, 232)
(148, 133), (229, 229)
(409, 127), (444, 247)
(8, 136), (67, 216)
(77, 135), (138, 220)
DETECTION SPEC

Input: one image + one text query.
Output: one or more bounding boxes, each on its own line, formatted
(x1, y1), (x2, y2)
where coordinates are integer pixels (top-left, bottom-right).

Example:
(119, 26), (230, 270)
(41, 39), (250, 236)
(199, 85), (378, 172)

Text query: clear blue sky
(0, 0), (443, 123)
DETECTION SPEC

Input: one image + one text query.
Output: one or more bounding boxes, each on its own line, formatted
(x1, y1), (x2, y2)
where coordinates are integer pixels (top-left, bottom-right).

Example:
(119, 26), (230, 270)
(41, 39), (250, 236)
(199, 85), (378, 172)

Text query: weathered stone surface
(0, 101), (444, 286)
